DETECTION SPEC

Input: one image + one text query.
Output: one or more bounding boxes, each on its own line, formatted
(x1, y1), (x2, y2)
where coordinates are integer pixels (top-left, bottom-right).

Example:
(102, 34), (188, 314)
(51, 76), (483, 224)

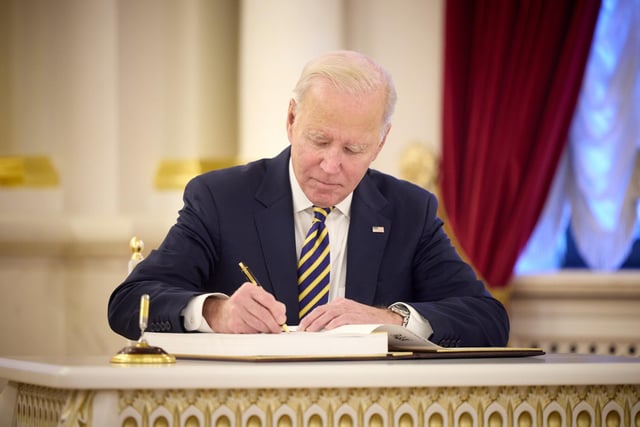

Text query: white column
(117, 0), (238, 212)
(0, 1), (10, 155)
(0, 0), (119, 212)
(238, 0), (345, 162)
(158, 0), (238, 161)
(57, 0), (120, 214)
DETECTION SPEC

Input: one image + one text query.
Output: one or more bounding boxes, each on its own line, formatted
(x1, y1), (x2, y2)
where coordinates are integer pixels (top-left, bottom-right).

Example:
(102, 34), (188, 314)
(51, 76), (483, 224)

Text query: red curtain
(441, 0), (601, 288)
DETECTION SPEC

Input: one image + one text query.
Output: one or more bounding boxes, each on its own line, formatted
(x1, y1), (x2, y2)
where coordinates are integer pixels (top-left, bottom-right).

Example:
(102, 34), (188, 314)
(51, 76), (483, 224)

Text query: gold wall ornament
(154, 157), (238, 190)
(399, 142), (439, 192)
(0, 155), (59, 187)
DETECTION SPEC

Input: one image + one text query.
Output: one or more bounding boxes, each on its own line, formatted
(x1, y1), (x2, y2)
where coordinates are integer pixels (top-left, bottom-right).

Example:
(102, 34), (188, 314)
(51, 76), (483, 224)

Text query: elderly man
(108, 50), (509, 347)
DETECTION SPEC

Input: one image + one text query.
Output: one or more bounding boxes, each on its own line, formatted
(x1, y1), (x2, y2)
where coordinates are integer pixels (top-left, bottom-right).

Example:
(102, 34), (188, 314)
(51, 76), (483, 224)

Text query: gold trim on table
(14, 383), (640, 427)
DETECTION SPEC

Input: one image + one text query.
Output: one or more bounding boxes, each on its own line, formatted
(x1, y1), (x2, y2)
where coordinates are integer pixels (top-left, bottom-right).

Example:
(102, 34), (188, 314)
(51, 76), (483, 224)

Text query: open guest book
(145, 324), (544, 362)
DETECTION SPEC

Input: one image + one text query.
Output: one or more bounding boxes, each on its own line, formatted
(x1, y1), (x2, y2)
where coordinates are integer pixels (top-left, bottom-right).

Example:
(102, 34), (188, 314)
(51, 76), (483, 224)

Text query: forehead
(297, 82), (385, 138)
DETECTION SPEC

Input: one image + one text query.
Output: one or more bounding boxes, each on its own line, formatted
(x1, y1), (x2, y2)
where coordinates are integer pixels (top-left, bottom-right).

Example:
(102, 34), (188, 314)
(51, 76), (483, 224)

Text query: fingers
(236, 283), (287, 333)
(207, 289), (390, 334)
(297, 304), (331, 332)
(209, 283), (287, 333)
(298, 298), (391, 332)
(298, 298), (349, 331)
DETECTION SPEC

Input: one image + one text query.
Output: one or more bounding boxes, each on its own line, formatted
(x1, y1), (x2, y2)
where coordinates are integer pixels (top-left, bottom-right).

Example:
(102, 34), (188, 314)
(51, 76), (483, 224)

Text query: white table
(1, 353), (639, 426)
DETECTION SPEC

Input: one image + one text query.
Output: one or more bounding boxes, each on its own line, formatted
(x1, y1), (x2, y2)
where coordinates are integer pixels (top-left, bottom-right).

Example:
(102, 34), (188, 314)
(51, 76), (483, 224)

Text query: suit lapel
(253, 148), (300, 322)
(345, 173), (390, 305)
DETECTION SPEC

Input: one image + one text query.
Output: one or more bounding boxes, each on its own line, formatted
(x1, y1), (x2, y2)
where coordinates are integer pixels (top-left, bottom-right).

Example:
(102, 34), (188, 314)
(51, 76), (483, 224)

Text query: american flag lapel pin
(372, 226), (385, 233)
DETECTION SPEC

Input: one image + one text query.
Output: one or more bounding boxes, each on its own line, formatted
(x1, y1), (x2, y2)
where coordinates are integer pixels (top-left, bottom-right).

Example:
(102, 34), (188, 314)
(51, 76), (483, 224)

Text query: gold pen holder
(110, 339), (176, 364)
(110, 272), (176, 364)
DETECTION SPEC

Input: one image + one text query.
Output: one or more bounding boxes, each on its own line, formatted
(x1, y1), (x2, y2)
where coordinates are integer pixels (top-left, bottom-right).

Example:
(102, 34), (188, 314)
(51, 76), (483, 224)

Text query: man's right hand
(202, 283), (287, 333)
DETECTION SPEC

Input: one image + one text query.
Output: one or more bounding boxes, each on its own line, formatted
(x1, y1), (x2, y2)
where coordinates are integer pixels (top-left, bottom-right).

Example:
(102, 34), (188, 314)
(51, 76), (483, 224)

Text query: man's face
(287, 81), (390, 208)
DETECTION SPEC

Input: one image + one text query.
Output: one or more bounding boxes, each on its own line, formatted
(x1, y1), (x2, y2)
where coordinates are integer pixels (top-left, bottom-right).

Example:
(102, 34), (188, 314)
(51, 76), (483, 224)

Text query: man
(108, 50), (509, 346)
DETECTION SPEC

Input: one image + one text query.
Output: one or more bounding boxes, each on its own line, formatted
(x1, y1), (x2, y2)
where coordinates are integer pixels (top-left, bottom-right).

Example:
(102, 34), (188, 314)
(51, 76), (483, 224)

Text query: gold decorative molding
(15, 383), (71, 426)
(0, 155), (59, 187)
(154, 157), (238, 190)
(59, 390), (95, 426)
(117, 385), (639, 427)
(12, 383), (640, 426)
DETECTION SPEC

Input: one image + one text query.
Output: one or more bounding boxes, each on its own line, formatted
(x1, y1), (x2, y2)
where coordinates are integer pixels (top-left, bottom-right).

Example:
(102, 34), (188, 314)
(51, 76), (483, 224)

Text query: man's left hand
(297, 297), (402, 331)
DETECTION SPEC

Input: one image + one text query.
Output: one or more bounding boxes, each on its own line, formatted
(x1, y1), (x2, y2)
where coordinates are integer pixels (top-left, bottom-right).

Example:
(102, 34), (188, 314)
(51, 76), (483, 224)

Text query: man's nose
(320, 149), (342, 174)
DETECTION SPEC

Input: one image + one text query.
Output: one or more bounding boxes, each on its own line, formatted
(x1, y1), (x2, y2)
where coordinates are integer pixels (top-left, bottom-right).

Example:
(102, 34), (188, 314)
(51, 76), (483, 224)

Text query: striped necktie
(298, 206), (333, 319)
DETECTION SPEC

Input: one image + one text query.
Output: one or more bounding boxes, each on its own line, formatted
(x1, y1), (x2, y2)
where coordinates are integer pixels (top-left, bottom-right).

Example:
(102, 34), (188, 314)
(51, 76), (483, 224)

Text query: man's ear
(372, 124), (392, 161)
(286, 99), (297, 139)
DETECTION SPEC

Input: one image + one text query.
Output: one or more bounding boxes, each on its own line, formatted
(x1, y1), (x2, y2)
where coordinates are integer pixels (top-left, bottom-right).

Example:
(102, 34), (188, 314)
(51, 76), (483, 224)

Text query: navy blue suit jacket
(108, 147), (509, 346)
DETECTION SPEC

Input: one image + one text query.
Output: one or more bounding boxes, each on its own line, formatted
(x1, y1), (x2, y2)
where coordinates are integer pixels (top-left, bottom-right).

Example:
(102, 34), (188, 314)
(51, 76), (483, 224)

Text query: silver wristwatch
(389, 304), (410, 327)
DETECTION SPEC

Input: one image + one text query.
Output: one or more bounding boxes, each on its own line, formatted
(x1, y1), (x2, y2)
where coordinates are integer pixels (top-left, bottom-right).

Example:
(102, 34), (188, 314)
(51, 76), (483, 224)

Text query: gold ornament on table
(110, 294), (176, 364)
(128, 236), (145, 273)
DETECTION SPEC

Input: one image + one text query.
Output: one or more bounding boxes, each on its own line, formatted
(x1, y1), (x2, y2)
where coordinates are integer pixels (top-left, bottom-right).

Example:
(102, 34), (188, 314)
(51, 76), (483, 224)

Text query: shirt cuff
(181, 293), (228, 332)
(390, 302), (434, 340)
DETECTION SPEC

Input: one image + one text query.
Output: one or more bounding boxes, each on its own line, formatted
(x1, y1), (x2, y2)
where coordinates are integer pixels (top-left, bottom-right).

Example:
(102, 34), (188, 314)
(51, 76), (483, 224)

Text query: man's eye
(345, 146), (365, 154)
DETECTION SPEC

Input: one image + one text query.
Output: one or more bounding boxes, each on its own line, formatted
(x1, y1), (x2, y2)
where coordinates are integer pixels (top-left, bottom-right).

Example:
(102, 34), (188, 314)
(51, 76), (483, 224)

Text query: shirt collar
(289, 159), (352, 217)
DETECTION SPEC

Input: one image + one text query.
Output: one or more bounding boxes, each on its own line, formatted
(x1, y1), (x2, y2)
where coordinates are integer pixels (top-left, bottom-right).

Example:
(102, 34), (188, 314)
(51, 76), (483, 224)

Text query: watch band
(389, 304), (410, 328)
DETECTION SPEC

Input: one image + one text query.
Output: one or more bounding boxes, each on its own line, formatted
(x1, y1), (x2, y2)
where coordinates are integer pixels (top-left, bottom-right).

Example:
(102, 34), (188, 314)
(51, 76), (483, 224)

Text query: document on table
(144, 324), (544, 361)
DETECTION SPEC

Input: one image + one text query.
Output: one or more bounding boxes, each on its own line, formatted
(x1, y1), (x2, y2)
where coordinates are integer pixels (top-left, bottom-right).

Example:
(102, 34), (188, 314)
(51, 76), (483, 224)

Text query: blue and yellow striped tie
(298, 206), (333, 319)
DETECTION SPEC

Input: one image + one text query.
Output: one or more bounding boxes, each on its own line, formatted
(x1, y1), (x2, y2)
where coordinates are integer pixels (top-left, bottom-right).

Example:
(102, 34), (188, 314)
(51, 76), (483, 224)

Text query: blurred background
(0, 0), (638, 358)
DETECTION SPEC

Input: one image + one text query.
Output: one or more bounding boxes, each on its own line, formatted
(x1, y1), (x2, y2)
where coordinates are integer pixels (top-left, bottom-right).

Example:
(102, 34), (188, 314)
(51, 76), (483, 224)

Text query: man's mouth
(314, 178), (339, 188)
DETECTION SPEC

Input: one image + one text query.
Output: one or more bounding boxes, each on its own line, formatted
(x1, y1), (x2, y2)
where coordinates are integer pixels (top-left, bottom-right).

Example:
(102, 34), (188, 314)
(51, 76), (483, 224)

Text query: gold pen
(238, 261), (290, 333)
(138, 293), (150, 342)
